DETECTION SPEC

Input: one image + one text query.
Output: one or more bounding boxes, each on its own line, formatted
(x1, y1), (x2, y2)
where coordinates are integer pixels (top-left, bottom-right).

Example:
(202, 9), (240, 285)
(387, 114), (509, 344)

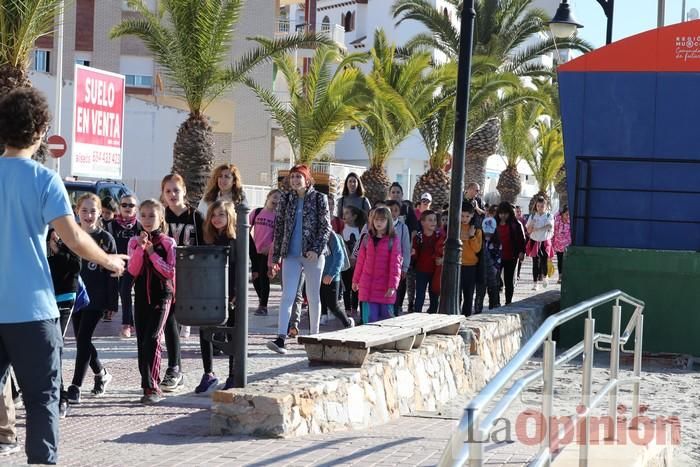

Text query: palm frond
(0, 0), (65, 68)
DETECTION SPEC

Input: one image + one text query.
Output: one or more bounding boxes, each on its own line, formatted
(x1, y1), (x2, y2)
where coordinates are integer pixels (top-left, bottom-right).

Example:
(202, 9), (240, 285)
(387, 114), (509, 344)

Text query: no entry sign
(71, 65), (125, 179)
(47, 135), (67, 158)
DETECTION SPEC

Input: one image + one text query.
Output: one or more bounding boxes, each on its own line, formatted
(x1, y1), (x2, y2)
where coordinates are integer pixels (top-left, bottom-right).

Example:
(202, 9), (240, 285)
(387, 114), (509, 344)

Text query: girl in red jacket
(352, 207), (402, 323)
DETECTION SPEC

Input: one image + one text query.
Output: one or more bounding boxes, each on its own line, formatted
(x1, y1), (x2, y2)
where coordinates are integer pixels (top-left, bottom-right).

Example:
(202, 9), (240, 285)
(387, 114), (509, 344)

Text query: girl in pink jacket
(352, 207), (403, 323)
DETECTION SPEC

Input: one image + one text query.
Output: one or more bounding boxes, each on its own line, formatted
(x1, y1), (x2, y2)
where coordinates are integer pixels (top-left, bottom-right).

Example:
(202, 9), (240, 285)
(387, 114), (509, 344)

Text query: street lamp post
(548, 0), (613, 45)
(438, 0), (476, 315)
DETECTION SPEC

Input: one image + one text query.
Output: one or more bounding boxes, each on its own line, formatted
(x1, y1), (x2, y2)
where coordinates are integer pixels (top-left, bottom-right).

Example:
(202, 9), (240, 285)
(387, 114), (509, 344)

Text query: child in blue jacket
(320, 232), (355, 329)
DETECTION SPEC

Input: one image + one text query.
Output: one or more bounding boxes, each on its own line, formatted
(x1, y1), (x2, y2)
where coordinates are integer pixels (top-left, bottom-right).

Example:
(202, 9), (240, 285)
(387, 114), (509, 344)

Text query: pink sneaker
(120, 325), (131, 338)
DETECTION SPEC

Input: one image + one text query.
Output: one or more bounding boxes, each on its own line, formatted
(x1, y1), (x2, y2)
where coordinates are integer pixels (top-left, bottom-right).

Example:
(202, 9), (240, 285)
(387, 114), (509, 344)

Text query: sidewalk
(2, 266), (583, 466)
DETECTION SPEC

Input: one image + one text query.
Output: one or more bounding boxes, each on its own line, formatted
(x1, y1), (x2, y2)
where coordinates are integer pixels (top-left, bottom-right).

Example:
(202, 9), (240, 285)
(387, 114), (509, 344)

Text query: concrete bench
(298, 313), (465, 365)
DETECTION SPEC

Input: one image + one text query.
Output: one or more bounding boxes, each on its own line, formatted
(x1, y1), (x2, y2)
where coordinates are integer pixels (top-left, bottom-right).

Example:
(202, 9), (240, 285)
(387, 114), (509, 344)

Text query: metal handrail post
(579, 316), (595, 467)
(542, 339), (556, 466)
(469, 412), (484, 467)
(608, 300), (621, 441)
(631, 314), (644, 428)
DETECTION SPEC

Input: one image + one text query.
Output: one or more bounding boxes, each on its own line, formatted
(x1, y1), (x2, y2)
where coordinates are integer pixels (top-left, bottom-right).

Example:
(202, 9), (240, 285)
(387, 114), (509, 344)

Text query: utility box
(172, 246), (230, 326)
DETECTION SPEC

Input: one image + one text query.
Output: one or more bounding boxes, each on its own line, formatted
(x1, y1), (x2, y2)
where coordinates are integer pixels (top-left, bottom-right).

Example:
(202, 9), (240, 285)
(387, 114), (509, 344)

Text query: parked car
(63, 178), (132, 209)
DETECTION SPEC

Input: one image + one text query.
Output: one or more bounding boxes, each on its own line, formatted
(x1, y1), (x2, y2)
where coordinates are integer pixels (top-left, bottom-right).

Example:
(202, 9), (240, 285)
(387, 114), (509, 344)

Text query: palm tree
(244, 45), (369, 165)
(525, 119), (565, 211)
(496, 100), (543, 203)
(111, 0), (330, 204)
(412, 96), (455, 208)
(0, 0), (65, 161)
(392, 0), (592, 76)
(359, 30), (451, 204)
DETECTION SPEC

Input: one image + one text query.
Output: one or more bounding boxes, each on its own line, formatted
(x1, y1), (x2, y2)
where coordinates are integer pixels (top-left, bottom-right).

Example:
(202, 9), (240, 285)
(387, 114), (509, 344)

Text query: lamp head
(547, 0), (584, 39)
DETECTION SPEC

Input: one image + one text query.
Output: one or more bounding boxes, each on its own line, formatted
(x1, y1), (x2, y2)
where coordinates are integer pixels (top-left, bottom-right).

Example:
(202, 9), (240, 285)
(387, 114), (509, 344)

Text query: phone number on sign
(74, 151), (121, 164)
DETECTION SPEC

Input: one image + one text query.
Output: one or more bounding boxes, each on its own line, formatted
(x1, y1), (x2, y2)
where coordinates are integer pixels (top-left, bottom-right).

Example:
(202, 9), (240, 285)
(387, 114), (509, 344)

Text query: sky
(568, 0), (700, 48)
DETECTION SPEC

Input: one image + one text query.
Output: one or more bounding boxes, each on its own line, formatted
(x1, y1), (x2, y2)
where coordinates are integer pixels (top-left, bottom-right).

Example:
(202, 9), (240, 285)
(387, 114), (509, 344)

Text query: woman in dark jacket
(268, 165), (331, 354)
(496, 202), (526, 305)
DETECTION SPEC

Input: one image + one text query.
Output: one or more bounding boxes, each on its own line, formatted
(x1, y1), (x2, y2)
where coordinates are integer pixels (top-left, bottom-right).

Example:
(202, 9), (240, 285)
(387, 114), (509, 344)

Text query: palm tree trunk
(361, 165), (391, 205)
(413, 167), (451, 208)
(496, 164), (522, 204)
(555, 166), (568, 207)
(171, 114), (215, 206)
(463, 117), (500, 193)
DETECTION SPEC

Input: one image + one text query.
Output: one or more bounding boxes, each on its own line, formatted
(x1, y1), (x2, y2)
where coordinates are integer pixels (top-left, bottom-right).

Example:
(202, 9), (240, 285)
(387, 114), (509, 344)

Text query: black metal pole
(439, 0), (476, 315)
(595, 0), (615, 45)
(233, 201), (250, 387)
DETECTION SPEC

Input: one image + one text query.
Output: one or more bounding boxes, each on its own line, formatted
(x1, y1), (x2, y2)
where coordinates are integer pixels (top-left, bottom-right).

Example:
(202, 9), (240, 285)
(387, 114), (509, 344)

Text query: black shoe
(266, 337), (287, 354)
(161, 368), (184, 392)
(66, 385), (81, 405)
(59, 399), (68, 419)
(91, 370), (112, 396)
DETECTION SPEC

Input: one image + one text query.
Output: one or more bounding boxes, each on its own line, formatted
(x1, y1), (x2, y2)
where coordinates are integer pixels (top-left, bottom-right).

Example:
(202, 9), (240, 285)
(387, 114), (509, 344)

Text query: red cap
(289, 164), (314, 186)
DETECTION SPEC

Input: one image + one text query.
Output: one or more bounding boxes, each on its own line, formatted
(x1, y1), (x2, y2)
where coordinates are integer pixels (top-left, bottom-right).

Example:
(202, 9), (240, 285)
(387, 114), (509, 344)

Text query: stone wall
(211, 291), (560, 437)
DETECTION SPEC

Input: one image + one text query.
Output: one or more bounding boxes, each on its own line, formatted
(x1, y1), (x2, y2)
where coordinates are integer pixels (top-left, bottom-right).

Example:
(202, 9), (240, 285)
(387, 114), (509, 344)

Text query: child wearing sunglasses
(106, 194), (142, 337)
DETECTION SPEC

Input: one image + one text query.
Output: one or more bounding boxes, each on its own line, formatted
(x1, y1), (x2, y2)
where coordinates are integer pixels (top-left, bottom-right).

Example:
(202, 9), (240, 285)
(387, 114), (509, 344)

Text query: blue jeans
(278, 255), (325, 337)
(0, 319), (62, 464)
(414, 271), (439, 313)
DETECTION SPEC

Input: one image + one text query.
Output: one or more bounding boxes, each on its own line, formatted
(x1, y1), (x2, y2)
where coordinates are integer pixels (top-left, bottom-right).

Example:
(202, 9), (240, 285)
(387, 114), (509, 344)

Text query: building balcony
(275, 18), (345, 49)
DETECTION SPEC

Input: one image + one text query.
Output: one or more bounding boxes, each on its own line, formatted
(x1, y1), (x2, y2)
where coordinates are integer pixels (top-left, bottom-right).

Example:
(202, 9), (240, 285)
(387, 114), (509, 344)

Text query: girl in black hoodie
(66, 194), (117, 405)
(160, 174), (204, 392)
(194, 200), (237, 394)
(47, 229), (81, 417)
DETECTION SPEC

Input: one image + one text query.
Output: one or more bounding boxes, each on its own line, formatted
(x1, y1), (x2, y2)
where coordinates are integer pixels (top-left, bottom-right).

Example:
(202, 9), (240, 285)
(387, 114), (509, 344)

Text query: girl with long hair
(337, 172), (371, 218)
(197, 164), (245, 216)
(195, 201), (238, 393)
(352, 207), (402, 323)
(127, 199), (176, 404)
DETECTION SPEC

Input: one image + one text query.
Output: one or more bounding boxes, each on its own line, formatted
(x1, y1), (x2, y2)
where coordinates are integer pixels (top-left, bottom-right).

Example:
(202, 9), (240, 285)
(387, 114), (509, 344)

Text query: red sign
(47, 135), (67, 158)
(71, 65), (125, 179)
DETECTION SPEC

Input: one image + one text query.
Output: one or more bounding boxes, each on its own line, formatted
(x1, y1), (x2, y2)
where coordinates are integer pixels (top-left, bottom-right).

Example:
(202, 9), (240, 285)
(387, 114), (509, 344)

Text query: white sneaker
(543, 277), (549, 288)
(180, 326), (191, 338)
(320, 315), (328, 325)
(347, 317), (355, 328)
(532, 283), (540, 291)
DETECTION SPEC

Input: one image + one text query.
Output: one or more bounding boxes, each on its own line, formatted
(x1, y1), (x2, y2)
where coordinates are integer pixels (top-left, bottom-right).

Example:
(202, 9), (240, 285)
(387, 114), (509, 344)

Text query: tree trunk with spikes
(361, 165), (391, 206)
(496, 164), (522, 204)
(171, 114), (215, 206)
(412, 167), (451, 209)
(555, 166), (568, 208)
(463, 117), (500, 193)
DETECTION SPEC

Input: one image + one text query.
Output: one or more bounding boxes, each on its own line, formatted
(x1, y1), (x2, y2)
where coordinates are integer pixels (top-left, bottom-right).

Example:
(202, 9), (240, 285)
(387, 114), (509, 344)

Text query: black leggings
(395, 275), (407, 314)
(341, 268), (358, 311)
(200, 315), (235, 376)
(252, 253), (270, 307)
(71, 309), (103, 387)
(163, 308), (181, 370)
(557, 251), (565, 276)
(460, 265), (477, 316)
(320, 281), (352, 327)
(501, 259), (517, 304)
(57, 301), (73, 397)
(532, 242), (549, 282)
(119, 273), (134, 326)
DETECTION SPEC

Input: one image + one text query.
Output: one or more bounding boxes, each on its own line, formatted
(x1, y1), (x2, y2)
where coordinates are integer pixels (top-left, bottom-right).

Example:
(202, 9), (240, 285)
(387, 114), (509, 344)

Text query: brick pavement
(3, 261), (561, 466)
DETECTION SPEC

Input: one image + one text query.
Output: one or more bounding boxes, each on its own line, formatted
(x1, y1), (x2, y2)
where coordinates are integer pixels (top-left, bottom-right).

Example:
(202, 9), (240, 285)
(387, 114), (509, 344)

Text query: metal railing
(275, 19), (346, 46)
(439, 290), (645, 467)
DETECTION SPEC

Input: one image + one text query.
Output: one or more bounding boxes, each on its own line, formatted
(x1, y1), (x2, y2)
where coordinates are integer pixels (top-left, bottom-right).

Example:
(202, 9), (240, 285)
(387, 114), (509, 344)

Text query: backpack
(337, 233), (351, 272)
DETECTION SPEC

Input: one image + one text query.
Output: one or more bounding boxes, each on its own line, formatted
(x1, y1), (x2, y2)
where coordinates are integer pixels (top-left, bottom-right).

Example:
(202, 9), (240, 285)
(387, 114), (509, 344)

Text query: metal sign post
(233, 201), (251, 387)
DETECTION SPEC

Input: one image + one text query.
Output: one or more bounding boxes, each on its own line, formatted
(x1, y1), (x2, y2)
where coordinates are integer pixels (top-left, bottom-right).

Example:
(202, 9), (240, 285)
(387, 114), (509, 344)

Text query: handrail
(439, 289), (645, 467)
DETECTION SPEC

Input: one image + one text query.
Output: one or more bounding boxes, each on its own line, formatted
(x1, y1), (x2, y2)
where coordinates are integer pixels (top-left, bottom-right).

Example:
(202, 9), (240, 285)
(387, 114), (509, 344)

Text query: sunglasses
(121, 203), (136, 208)
(421, 200), (431, 204)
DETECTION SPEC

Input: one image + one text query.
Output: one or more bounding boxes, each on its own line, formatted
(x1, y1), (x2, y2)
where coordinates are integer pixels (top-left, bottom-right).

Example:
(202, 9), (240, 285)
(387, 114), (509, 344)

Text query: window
(75, 59), (90, 67)
(33, 50), (51, 73)
(125, 74), (153, 88)
(344, 12), (353, 32)
(322, 15), (330, 32)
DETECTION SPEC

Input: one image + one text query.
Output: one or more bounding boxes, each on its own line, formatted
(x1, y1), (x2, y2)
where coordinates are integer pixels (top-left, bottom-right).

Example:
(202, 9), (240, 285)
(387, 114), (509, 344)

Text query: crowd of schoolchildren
(45, 164), (571, 413)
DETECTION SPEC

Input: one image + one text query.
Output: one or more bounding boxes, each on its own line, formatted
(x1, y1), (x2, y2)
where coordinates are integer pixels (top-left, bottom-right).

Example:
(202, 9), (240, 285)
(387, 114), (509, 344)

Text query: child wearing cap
(480, 205), (502, 310)
(415, 192), (432, 220)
